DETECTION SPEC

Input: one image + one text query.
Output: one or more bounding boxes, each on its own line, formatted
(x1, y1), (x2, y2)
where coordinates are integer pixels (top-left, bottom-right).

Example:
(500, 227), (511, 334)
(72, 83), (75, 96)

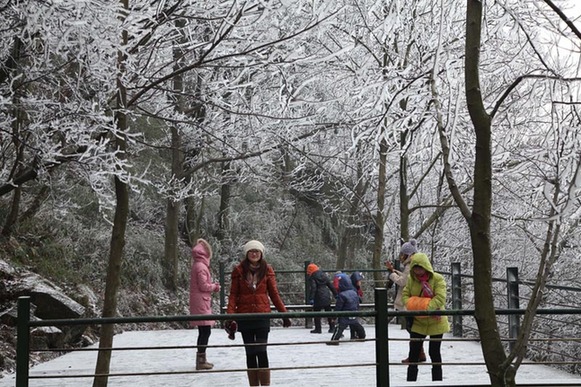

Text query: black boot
(328, 320), (335, 333)
(406, 365), (418, 382)
(354, 324), (366, 341)
(432, 366), (443, 381)
(258, 368), (271, 386)
(247, 369), (259, 386)
(310, 318), (322, 333)
(349, 326), (357, 340)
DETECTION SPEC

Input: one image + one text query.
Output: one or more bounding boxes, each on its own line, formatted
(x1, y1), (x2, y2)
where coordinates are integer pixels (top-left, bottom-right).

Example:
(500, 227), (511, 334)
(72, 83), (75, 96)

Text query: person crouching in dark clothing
(326, 273), (366, 345)
(306, 263), (337, 333)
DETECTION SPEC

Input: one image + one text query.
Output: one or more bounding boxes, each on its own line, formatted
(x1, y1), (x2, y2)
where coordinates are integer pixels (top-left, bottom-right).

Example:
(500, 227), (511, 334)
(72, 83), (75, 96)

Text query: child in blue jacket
(326, 273), (366, 345)
(349, 272), (364, 339)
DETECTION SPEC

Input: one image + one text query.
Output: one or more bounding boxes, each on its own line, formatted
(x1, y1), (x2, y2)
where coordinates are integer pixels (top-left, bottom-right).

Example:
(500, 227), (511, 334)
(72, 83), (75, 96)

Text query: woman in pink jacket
(190, 238), (220, 370)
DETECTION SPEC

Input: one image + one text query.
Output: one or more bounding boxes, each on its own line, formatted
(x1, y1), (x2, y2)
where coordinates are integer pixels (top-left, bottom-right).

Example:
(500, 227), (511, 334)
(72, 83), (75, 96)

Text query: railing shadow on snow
(15, 288), (581, 387)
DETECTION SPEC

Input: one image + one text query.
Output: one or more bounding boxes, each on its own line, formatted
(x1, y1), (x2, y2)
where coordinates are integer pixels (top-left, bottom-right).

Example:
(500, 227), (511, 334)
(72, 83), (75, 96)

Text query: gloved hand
(308, 299), (314, 305)
(282, 318), (292, 328)
(224, 320), (237, 340)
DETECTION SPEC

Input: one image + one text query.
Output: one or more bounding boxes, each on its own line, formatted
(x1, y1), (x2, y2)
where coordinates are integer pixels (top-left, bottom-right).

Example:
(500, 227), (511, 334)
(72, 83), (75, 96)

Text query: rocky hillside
(0, 254), (190, 378)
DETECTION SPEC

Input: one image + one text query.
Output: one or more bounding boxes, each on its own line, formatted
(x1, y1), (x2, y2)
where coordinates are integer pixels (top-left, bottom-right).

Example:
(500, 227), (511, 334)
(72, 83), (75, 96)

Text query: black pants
(312, 304), (334, 331)
(407, 331), (443, 381)
(196, 325), (211, 353)
(241, 329), (270, 369)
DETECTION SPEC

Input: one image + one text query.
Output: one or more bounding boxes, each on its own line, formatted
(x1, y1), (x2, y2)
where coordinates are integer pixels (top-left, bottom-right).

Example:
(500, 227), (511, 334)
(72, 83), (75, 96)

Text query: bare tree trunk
(2, 68), (26, 237)
(164, 196), (180, 290)
(93, 0), (130, 385)
(398, 129), (410, 245)
(465, 1), (510, 385)
(216, 162), (232, 243)
(2, 188), (20, 237)
(163, 122), (182, 291)
(336, 224), (357, 270)
(163, 17), (187, 291)
(336, 155), (367, 270)
(185, 195), (204, 245)
(335, 234), (348, 270)
(92, 173), (128, 387)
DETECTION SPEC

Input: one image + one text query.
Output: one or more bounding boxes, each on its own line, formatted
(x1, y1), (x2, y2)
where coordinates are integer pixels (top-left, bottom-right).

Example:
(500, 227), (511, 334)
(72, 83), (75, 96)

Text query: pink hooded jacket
(189, 239), (220, 327)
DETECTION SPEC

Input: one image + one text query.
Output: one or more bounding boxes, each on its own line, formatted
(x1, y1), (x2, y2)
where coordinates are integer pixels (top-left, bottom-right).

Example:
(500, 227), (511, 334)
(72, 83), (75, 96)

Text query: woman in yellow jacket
(402, 253), (450, 382)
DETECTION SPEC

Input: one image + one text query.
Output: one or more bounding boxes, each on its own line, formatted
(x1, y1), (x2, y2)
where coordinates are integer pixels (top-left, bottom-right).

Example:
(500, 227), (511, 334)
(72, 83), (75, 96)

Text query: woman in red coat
(226, 240), (291, 386)
(189, 238), (220, 370)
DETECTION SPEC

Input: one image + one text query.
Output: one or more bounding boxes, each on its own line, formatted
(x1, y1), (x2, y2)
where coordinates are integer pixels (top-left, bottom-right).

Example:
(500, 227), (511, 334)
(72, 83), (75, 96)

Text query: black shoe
(310, 329), (322, 334)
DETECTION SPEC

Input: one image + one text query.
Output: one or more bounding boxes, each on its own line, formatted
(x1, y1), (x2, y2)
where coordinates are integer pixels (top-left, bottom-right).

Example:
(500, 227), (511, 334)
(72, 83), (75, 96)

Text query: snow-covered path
(2, 324), (579, 386)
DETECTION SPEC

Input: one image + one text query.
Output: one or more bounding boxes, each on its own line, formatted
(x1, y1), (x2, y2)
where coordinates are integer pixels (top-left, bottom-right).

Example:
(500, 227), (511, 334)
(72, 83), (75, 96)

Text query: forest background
(1, 1), (581, 386)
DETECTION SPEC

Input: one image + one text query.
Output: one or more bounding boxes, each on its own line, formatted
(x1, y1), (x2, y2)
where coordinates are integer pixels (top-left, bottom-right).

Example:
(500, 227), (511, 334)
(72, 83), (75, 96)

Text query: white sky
(1, 324), (578, 387)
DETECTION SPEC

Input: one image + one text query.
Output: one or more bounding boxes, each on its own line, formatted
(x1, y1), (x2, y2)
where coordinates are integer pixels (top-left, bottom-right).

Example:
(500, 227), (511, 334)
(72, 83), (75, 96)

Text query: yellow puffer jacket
(402, 253), (450, 336)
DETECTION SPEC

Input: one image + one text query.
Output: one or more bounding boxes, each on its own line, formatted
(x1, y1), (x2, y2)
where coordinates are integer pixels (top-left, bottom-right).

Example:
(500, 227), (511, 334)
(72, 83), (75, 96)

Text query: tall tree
(92, 0), (130, 385)
(163, 16), (187, 291)
(434, 1), (581, 385)
(463, 1), (506, 383)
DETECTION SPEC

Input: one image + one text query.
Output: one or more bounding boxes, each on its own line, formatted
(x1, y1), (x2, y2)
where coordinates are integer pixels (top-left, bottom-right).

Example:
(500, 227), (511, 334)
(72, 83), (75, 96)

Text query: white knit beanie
(243, 240), (265, 257)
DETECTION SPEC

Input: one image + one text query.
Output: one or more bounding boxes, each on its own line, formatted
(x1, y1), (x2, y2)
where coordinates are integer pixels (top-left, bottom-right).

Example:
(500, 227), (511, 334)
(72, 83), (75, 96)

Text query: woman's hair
(241, 256), (267, 281)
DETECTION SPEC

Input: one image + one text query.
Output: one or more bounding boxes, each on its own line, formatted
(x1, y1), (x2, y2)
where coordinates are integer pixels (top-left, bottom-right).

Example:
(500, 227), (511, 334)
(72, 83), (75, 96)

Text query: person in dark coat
(326, 273), (366, 345)
(306, 263), (337, 333)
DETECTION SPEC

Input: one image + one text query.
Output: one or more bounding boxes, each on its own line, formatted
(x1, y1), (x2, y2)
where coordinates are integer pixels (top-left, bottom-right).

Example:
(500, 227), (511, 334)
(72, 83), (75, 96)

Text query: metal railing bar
(25, 308), (581, 328)
(31, 359), (581, 381)
(30, 363), (379, 379)
(26, 310), (378, 327)
(28, 331), (581, 355)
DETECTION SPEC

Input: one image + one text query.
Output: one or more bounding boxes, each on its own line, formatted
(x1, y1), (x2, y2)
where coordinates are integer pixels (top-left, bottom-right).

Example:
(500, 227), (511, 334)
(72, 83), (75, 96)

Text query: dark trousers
(241, 329), (270, 369)
(407, 331), (443, 381)
(312, 304), (334, 331)
(196, 325), (211, 353)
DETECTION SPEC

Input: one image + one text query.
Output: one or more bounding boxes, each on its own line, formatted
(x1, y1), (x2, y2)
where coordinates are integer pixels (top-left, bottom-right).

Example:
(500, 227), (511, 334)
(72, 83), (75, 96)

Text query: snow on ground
(1, 323), (579, 386)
